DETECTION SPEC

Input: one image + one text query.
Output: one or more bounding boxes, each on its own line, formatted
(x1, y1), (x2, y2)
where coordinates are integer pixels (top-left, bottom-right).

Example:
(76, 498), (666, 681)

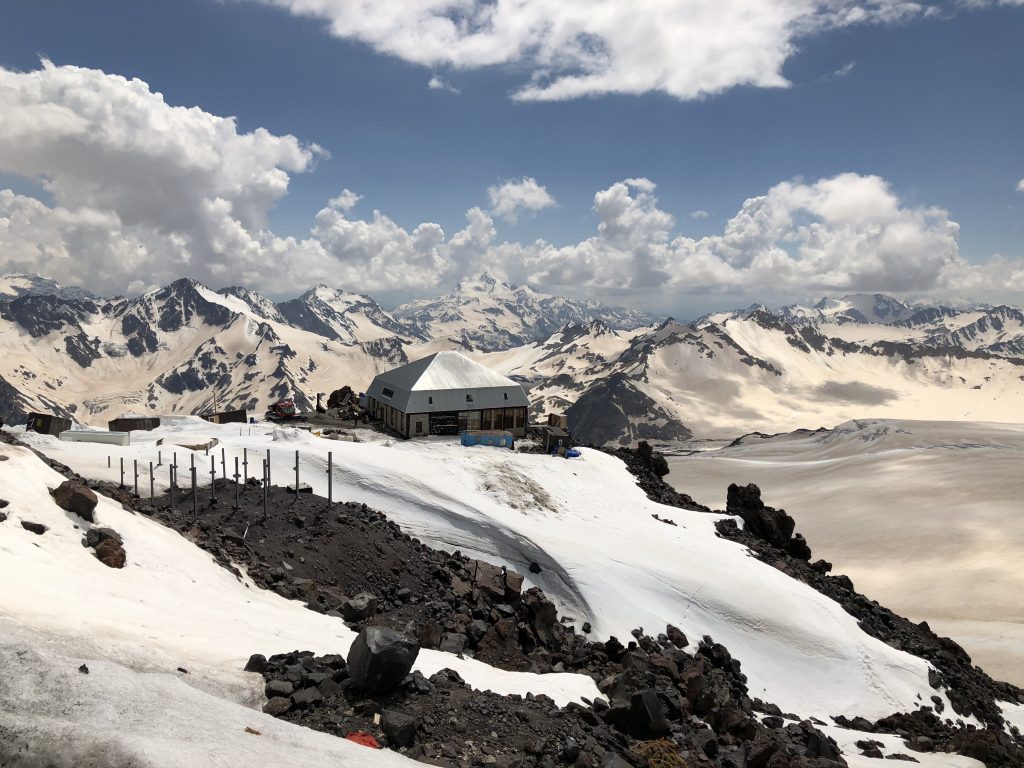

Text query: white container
(60, 430), (131, 446)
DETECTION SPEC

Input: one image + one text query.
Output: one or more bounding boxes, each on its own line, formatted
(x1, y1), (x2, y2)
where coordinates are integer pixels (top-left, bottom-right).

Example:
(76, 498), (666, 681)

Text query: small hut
(26, 412), (73, 437)
(108, 414), (161, 432)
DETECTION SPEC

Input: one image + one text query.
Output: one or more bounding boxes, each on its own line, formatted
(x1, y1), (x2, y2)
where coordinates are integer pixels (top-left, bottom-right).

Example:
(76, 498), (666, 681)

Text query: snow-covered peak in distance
(0, 272), (96, 302)
(394, 272), (658, 351)
(276, 284), (426, 345)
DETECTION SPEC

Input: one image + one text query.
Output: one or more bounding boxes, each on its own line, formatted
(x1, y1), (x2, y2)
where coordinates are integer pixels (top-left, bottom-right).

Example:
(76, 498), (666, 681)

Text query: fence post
(243, 448), (248, 482)
(262, 459), (268, 517)
(233, 456), (240, 511)
(157, 450), (162, 467)
(133, 459), (139, 497)
(221, 448), (226, 482)
(120, 457), (124, 489)
(107, 455), (111, 469)
(294, 449), (300, 498)
(169, 465), (175, 512)
(149, 461), (154, 502)
(266, 449), (271, 486)
(191, 466), (198, 518)
(327, 452), (332, 505)
(209, 456), (216, 496)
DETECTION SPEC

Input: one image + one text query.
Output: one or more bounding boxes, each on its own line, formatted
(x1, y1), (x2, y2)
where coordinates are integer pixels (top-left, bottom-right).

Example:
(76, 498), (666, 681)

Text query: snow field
(16, 418), (972, 724)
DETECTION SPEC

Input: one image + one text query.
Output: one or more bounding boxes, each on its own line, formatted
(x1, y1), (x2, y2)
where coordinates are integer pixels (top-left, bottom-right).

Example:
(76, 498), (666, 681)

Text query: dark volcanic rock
(347, 626), (420, 694)
(20, 520), (47, 535)
(52, 480), (98, 522)
(382, 709), (418, 748)
(726, 483), (800, 551)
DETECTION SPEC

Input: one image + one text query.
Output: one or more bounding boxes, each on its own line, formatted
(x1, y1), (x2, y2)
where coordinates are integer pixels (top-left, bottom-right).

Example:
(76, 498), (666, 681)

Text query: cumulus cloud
(1017, 178), (1024, 193)
(252, 0), (925, 102)
(487, 177), (557, 223)
(2, 60), (1022, 305)
(690, 210), (710, 220)
(427, 75), (460, 93)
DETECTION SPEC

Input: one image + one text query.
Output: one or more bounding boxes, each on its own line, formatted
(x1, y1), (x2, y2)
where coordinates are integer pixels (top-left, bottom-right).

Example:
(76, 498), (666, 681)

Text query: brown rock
(52, 481), (98, 522)
(95, 538), (126, 568)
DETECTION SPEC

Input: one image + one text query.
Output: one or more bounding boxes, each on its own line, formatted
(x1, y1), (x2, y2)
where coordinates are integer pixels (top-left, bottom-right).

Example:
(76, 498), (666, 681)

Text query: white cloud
(690, 210), (710, 220)
(1, 61), (1022, 305)
(253, 0), (925, 102)
(427, 75), (460, 93)
(1017, 178), (1024, 193)
(825, 61), (856, 80)
(487, 177), (557, 223)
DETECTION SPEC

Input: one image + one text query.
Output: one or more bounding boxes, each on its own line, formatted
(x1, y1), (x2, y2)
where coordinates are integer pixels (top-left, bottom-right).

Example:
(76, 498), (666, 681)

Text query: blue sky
(0, 0), (1021, 315)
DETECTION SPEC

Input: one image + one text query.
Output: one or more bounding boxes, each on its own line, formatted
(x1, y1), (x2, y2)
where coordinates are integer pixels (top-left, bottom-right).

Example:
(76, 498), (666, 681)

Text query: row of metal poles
(109, 448), (337, 519)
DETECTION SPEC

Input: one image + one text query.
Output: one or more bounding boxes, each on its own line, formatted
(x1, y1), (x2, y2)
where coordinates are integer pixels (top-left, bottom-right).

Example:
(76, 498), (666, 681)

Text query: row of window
(379, 389), (511, 405)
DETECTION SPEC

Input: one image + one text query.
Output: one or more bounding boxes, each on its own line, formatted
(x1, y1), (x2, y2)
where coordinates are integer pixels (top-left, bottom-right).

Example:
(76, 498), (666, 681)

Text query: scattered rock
(51, 480), (98, 522)
(340, 592), (378, 621)
(78, 664), (89, 674)
(20, 520), (47, 535)
(263, 696), (292, 716)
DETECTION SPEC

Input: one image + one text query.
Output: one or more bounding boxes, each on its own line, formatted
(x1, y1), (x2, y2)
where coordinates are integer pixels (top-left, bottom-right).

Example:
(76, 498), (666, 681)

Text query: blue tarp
(461, 431), (514, 448)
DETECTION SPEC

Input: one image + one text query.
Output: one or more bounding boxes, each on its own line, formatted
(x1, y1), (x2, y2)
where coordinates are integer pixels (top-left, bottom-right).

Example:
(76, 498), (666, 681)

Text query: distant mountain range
(1, 273), (1021, 443)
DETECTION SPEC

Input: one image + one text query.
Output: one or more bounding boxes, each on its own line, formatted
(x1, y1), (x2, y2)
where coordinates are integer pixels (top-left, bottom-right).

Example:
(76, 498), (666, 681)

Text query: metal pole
(120, 457), (124, 488)
(169, 465), (175, 512)
(294, 449), (299, 498)
(233, 456), (240, 510)
(158, 450), (162, 467)
(243, 448), (248, 482)
(266, 449), (271, 485)
(209, 456), (216, 496)
(107, 455), (111, 469)
(133, 459), (139, 497)
(221, 448), (226, 482)
(327, 452), (332, 505)
(191, 466), (198, 518)
(149, 461), (154, 502)
(262, 459), (268, 517)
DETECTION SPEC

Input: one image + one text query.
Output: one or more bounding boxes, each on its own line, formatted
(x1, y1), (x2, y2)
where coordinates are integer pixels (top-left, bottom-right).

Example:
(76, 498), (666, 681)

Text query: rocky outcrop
(51, 480), (98, 522)
(346, 626), (420, 694)
(726, 483), (812, 560)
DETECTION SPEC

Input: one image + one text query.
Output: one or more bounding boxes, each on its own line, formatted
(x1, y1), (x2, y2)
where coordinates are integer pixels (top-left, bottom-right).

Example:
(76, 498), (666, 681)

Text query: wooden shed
(26, 412), (73, 437)
(108, 415), (161, 432)
(201, 408), (247, 425)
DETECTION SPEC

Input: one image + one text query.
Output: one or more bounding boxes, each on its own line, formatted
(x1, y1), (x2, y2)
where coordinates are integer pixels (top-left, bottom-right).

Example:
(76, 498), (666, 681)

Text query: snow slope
(666, 419), (1024, 687)
(17, 418), (977, 725)
(0, 436), (602, 762)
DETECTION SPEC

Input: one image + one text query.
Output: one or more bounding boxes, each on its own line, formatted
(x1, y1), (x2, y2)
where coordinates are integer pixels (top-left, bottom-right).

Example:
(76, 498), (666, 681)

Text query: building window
(466, 394), (474, 403)
(428, 396), (433, 405)
(503, 392), (508, 400)
(382, 387), (394, 399)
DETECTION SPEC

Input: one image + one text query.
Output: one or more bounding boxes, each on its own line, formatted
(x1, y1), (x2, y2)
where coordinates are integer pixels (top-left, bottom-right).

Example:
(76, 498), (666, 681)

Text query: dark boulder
(263, 696), (292, 716)
(244, 654), (268, 674)
(85, 527), (123, 548)
(726, 483), (801, 551)
(347, 626), (420, 694)
(51, 480), (98, 522)
(382, 710), (418, 748)
(20, 520), (47, 535)
(340, 592), (378, 621)
(265, 679), (294, 698)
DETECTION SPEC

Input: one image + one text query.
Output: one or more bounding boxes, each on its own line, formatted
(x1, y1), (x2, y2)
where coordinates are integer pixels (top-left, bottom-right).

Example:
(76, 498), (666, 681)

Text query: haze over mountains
(1, 272), (1021, 442)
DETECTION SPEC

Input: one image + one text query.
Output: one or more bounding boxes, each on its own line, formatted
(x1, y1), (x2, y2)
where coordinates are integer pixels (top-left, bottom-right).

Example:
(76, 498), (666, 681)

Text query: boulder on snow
(94, 538), (126, 569)
(244, 654), (268, 674)
(346, 626), (420, 694)
(51, 480), (98, 522)
(85, 527), (123, 549)
(20, 520), (47, 535)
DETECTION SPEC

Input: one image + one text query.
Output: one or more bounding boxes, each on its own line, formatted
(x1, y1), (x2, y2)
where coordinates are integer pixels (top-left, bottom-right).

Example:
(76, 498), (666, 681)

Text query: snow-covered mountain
(393, 272), (657, 351)
(1, 277), (1022, 442)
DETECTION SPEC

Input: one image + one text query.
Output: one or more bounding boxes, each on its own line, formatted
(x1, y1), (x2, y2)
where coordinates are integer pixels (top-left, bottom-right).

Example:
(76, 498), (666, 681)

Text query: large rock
(52, 480), (98, 522)
(726, 483), (801, 551)
(340, 592), (378, 621)
(346, 626), (420, 693)
(382, 710), (417, 748)
(94, 538), (126, 569)
(85, 527), (123, 549)
(20, 520), (47, 535)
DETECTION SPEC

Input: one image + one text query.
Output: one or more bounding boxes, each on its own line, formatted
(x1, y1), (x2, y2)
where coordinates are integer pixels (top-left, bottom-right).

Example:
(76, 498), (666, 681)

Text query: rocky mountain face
(393, 272), (657, 351)
(0, 273), (658, 425)
(1, 275), (1022, 441)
